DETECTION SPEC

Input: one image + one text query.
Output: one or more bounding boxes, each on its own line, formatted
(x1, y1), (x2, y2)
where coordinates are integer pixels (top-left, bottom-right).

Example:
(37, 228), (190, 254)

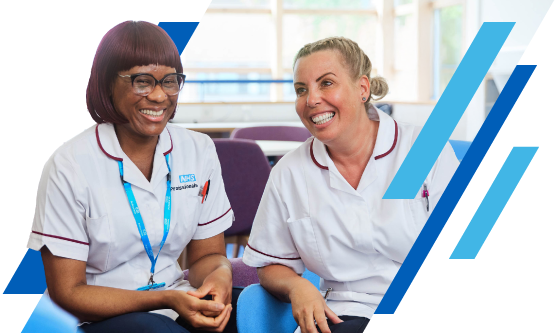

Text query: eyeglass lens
(132, 74), (184, 96)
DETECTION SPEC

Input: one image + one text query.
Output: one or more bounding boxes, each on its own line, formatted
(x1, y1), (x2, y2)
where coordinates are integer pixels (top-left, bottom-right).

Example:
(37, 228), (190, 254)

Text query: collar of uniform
(95, 123), (173, 192)
(309, 105), (398, 171)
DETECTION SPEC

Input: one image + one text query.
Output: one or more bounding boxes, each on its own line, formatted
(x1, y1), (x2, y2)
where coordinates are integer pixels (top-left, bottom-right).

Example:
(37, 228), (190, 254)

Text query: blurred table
(255, 140), (303, 156)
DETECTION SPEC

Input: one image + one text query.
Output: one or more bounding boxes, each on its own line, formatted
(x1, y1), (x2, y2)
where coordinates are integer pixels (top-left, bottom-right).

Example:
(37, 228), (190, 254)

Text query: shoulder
(45, 125), (97, 169)
(396, 120), (421, 147)
(268, 137), (313, 184)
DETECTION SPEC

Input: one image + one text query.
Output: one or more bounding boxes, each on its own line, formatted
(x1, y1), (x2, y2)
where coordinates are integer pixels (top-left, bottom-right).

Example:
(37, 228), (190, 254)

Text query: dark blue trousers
(81, 288), (241, 333)
(317, 316), (370, 333)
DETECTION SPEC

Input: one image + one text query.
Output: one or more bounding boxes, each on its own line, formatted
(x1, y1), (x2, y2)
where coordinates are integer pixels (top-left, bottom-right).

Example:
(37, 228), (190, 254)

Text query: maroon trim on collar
(95, 125), (123, 161)
(198, 207), (232, 226)
(310, 139), (329, 170)
(163, 128), (173, 156)
(247, 243), (302, 260)
(375, 120), (398, 160)
(32, 231), (89, 246)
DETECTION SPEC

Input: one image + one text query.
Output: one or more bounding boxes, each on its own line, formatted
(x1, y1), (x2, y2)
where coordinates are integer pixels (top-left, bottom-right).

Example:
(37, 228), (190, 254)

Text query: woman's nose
(147, 84), (167, 103)
(306, 90), (321, 108)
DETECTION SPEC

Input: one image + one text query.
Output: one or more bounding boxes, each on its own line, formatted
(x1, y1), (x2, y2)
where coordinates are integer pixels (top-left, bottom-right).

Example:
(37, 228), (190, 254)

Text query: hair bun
(370, 76), (388, 101)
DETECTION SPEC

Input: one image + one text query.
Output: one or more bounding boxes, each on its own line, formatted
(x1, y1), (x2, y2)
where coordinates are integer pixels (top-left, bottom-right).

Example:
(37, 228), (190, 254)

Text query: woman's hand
(187, 265), (233, 317)
(289, 279), (343, 333)
(170, 290), (232, 332)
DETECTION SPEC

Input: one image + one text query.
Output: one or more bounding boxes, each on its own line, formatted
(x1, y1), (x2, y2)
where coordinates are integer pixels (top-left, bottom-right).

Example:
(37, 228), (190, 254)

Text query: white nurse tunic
(243, 107), (459, 320)
(27, 123), (233, 319)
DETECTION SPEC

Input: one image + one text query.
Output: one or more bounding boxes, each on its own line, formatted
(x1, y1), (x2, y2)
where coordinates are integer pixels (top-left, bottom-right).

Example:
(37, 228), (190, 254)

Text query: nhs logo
(179, 174), (196, 183)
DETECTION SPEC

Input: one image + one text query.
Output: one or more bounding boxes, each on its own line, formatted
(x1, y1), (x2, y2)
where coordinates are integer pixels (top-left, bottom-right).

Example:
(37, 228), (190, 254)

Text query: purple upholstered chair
(230, 126), (311, 142)
(213, 139), (271, 258)
(183, 258), (259, 287)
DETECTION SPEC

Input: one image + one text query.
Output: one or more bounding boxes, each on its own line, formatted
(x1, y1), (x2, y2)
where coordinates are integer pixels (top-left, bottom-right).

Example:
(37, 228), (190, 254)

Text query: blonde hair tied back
(293, 36), (389, 107)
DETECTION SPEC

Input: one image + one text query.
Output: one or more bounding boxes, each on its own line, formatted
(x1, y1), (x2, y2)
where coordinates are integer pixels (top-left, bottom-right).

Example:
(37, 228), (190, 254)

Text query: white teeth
(311, 112), (335, 125)
(140, 109), (164, 117)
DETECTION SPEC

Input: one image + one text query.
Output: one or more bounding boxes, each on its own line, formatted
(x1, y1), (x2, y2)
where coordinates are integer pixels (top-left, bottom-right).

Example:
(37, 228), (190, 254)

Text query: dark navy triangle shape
(4, 249), (46, 294)
(158, 22), (199, 55)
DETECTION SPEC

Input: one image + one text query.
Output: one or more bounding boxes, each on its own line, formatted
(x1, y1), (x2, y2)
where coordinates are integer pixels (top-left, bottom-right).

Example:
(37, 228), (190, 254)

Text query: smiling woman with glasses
(27, 21), (239, 333)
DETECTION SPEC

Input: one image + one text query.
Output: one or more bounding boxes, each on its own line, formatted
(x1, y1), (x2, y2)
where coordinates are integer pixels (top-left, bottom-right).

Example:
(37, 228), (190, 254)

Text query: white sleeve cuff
(192, 208), (233, 240)
(243, 244), (306, 275)
(27, 232), (89, 262)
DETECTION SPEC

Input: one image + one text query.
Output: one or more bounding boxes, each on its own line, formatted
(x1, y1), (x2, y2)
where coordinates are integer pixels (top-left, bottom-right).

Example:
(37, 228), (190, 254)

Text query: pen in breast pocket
(324, 288), (332, 302)
(423, 184), (429, 212)
(200, 179), (211, 203)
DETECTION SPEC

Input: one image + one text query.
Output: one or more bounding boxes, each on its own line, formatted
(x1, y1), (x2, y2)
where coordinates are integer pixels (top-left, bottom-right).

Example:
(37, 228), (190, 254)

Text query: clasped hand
(171, 267), (233, 332)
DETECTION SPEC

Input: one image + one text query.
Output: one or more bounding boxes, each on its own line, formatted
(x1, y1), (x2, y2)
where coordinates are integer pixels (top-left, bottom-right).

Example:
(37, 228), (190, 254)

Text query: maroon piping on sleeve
(163, 128), (173, 156)
(32, 231), (89, 246)
(246, 243), (302, 260)
(198, 207), (232, 226)
(95, 125), (123, 161)
(375, 120), (398, 160)
(310, 139), (329, 170)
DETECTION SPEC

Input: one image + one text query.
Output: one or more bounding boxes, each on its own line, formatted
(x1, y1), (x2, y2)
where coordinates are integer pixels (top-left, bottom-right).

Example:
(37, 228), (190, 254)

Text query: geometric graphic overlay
(21, 294), (82, 333)
(157, 22), (199, 55)
(375, 65), (536, 314)
(3, 249), (46, 294)
(450, 147), (538, 259)
(383, 22), (515, 200)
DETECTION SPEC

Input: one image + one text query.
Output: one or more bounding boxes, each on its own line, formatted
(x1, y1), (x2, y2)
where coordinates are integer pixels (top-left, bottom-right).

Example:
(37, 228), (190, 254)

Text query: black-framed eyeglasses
(118, 73), (186, 96)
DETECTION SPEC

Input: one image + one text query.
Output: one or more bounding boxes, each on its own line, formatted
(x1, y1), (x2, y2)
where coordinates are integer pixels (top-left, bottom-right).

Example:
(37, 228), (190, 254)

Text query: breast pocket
(408, 191), (430, 232)
(85, 215), (111, 273)
(168, 192), (202, 256)
(286, 217), (325, 275)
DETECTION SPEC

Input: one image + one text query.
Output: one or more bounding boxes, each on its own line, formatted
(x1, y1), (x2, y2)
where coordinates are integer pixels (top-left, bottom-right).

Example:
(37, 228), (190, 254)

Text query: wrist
(161, 290), (177, 309)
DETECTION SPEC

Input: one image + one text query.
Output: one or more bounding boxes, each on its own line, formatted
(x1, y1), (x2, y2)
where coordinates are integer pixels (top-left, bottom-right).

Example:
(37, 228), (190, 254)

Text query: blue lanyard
(117, 155), (171, 287)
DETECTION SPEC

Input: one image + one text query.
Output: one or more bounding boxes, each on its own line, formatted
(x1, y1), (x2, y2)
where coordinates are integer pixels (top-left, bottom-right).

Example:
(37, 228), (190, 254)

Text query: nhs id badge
(137, 282), (166, 291)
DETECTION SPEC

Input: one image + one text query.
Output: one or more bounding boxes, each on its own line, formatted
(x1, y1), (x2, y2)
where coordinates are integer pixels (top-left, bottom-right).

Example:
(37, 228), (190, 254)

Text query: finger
(314, 307), (331, 333)
(192, 298), (225, 314)
(212, 288), (232, 306)
(302, 310), (319, 333)
(190, 304), (230, 329)
(324, 305), (343, 325)
(205, 305), (232, 332)
(187, 284), (213, 299)
(201, 310), (221, 317)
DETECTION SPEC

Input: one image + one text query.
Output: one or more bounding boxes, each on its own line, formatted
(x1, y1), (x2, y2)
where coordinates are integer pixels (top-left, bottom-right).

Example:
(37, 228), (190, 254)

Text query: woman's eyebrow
(316, 72), (336, 82)
(294, 72), (336, 86)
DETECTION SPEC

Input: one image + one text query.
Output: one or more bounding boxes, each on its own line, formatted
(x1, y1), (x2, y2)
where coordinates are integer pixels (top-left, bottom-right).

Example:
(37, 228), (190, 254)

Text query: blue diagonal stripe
(375, 65), (536, 314)
(4, 249), (46, 294)
(158, 22), (199, 55)
(450, 147), (537, 259)
(383, 22), (514, 200)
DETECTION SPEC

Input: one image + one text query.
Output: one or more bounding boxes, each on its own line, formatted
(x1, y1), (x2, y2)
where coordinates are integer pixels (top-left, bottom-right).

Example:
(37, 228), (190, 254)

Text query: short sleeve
(242, 176), (305, 274)
(192, 139), (233, 240)
(428, 141), (460, 212)
(27, 151), (89, 261)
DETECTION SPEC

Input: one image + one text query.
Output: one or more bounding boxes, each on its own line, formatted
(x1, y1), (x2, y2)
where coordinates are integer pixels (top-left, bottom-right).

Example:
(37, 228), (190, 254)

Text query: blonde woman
(242, 37), (459, 333)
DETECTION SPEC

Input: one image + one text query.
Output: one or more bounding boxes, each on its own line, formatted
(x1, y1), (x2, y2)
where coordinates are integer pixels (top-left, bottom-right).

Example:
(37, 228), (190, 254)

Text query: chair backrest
(230, 126), (312, 142)
(184, 258), (259, 287)
(236, 269), (320, 333)
(374, 103), (393, 115)
(213, 139), (271, 236)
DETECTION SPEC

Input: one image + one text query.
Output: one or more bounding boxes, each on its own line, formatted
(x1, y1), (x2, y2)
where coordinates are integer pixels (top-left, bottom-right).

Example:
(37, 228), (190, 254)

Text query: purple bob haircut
(86, 21), (183, 124)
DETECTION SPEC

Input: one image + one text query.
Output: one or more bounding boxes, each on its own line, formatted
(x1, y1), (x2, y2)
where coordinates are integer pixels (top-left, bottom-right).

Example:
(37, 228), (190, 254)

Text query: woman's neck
(326, 110), (379, 189)
(114, 124), (158, 181)
(328, 115), (378, 165)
